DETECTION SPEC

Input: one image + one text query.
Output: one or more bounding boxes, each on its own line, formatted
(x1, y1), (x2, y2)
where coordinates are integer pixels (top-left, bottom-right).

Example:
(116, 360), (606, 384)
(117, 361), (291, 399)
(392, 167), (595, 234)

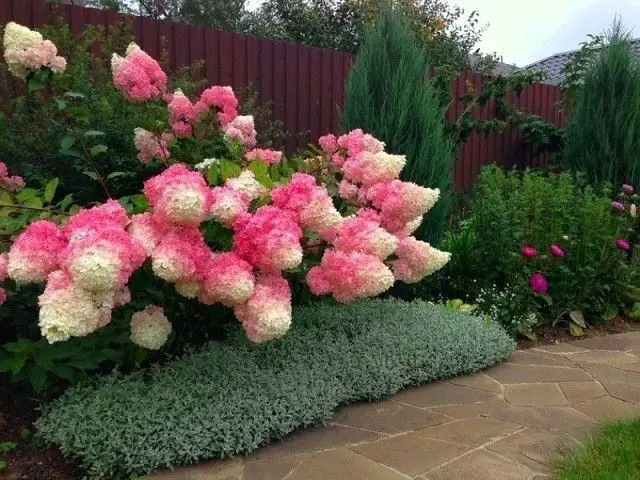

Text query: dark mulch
(0, 383), (76, 480)
(517, 316), (640, 350)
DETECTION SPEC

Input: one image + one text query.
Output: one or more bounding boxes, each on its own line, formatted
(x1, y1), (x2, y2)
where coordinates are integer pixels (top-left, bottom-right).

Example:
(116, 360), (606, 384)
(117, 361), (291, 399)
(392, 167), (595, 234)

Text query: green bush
(563, 22), (640, 189)
(437, 166), (639, 336)
(341, 8), (453, 243)
(35, 299), (514, 479)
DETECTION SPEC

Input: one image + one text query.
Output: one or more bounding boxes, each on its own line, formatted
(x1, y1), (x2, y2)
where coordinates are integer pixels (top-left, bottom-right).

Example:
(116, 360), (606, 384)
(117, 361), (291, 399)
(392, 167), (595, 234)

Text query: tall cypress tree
(341, 7), (453, 244)
(564, 22), (640, 189)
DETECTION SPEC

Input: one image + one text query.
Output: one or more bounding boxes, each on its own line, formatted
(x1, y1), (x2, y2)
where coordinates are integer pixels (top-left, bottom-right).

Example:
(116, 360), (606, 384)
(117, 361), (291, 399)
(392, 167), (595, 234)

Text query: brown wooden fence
(0, 0), (565, 190)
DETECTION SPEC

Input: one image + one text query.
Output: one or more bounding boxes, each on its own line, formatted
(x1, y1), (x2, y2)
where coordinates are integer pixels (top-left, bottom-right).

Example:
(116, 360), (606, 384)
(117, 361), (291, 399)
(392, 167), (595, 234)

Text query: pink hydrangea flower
(63, 199), (130, 243)
(337, 129), (385, 158)
(341, 151), (406, 187)
(111, 43), (167, 102)
(233, 206), (303, 273)
(167, 89), (197, 137)
(0, 161), (24, 192)
(194, 85), (238, 125)
(127, 212), (167, 256)
(143, 164), (213, 226)
(151, 225), (210, 282)
(520, 245), (537, 258)
(134, 128), (172, 164)
(234, 274), (292, 343)
(318, 134), (338, 155)
(208, 186), (250, 227)
(200, 252), (255, 307)
(222, 115), (257, 148)
(8, 220), (66, 284)
(306, 250), (394, 303)
(390, 237), (451, 283)
(338, 179), (360, 201)
(364, 180), (440, 233)
(330, 213), (398, 259)
(246, 148), (283, 165)
(529, 272), (548, 294)
(3, 22), (67, 79)
(0, 253), (8, 281)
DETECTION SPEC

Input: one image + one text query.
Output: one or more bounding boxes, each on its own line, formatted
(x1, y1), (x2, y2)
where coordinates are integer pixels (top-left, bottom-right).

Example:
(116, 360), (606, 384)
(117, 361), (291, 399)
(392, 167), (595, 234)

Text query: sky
(246, 0), (640, 67)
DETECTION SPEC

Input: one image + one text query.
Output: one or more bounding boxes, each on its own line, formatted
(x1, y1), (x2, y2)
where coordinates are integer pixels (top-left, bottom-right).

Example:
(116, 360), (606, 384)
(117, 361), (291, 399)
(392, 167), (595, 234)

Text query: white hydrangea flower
(130, 305), (172, 350)
(194, 158), (220, 171)
(225, 170), (267, 200)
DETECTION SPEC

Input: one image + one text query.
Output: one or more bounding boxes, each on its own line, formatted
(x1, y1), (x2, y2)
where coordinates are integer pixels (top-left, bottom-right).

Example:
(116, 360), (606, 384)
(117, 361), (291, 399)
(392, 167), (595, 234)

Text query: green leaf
(64, 91), (86, 99)
(0, 442), (17, 455)
(206, 165), (220, 185)
(569, 323), (584, 337)
(0, 459), (6, 472)
(43, 178), (59, 203)
(50, 364), (78, 382)
(219, 159), (242, 181)
(106, 171), (130, 180)
(57, 194), (74, 211)
(248, 160), (273, 188)
(27, 77), (45, 92)
(60, 136), (76, 150)
(569, 310), (586, 328)
(68, 106), (90, 122)
(90, 145), (108, 156)
(54, 97), (67, 111)
(3, 338), (35, 354)
(84, 130), (105, 137)
(130, 194), (149, 212)
(29, 367), (48, 392)
(83, 171), (100, 181)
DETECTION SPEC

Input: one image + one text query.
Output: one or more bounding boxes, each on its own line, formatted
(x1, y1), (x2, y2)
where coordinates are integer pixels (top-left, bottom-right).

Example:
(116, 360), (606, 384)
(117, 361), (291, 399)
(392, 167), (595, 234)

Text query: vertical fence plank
(203, 29), (218, 86)
(272, 42), (286, 146)
(284, 44), (298, 152)
(320, 49), (332, 135)
(308, 48), (321, 144)
(297, 46), (310, 146)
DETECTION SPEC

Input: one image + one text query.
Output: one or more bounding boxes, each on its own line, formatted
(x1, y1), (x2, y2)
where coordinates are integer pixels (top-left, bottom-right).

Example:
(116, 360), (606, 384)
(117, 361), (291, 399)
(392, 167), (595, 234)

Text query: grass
(554, 418), (640, 480)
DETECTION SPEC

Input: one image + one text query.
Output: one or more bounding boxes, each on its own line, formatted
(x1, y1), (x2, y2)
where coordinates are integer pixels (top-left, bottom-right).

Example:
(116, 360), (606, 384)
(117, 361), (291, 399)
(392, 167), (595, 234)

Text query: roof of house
(521, 38), (640, 85)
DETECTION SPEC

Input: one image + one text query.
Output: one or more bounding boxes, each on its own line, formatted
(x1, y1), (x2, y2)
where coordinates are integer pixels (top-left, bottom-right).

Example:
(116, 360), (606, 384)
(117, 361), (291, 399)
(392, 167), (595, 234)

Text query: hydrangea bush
(1, 23), (450, 352)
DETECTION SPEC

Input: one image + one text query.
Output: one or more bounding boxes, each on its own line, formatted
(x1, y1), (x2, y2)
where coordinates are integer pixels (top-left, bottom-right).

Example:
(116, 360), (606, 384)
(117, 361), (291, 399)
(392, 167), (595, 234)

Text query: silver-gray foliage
(35, 299), (515, 479)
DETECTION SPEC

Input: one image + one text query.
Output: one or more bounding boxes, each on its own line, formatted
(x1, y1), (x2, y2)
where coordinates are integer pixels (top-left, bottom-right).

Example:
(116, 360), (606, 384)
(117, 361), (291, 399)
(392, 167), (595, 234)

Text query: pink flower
(111, 43), (167, 102)
(151, 225), (210, 282)
(200, 252), (255, 307)
(234, 274), (292, 343)
(338, 180), (360, 201)
(341, 151), (406, 187)
(246, 148), (283, 165)
(233, 206), (303, 273)
(143, 164), (213, 226)
(63, 199), (130, 242)
(549, 244), (565, 258)
(616, 238), (632, 251)
(336, 129), (385, 158)
(529, 272), (548, 294)
(330, 213), (397, 259)
(8, 220), (66, 284)
(127, 212), (167, 256)
(0, 161), (24, 192)
(208, 186), (250, 227)
(390, 237), (450, 283)
(0, 253), (8, 282)
(612, 201), (625, 212)
(0, 287), (7, 306)
(134, 128), (171, 164)
(306, 250), (394, 303)
(167, 89), (197, 137)
(623, 184), (634, 194)
(222, 115), (257, 148)
(194, 85), (238, 125)
(520, 245), (537, 258)
(3, 23), (67, 79)
(318, 134), (338, 155)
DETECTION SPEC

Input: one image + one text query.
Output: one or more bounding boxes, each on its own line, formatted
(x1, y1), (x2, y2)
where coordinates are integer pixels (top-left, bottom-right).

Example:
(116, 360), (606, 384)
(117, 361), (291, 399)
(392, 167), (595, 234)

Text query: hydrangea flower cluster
(134, 128), (172, 164)
(7, 201), (147, 343)
(111, 42), (167, 102)
(3, 22), (66, 80)
(167, 89), (197, 137)
(0, 161), (25, 192)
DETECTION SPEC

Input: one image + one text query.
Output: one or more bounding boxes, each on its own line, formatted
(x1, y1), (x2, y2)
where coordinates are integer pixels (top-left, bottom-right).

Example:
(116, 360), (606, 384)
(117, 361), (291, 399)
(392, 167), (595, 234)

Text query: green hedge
(35, 299), (515, 479)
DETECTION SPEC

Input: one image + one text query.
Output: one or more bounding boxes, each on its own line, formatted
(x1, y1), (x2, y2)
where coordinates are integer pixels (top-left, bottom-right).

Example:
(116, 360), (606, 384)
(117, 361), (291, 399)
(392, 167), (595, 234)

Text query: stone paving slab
(147, 332), (640, 480)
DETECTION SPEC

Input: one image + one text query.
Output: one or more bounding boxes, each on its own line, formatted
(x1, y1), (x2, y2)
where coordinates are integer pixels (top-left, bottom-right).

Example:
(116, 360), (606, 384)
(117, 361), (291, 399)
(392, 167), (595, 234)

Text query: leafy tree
(563, 21), (640, 189)
(341, 8), (453, 243)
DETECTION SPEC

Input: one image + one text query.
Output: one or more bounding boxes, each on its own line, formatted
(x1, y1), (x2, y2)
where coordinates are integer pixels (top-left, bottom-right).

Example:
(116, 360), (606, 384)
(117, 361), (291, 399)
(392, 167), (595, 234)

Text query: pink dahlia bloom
(167, 89), (197, 137)
(59, 227), (146, 293)
(222, 115), (257, 148)
(200, 252), (255, 307)
(233, 206), (303, 273)
(208, 186), (250, 227)
(318, 134), (338, 155)
(111, 43), (167, 102)
(306, 250), (394, 303)
(612, 201), (625, 212)
(330, 213), (398, 259)
(391, 237), (451, 283)
(234, 274), (292, 343)
(365, 180), (440, 233)
(520, 245), (537, 258)
(616, 238), (632, 251)
(529, 272), (548, 294)
(151, 226), (210, 283)
(143, 164), (213, 226)
(134, 128), (172, 164)
(549, 244), (565, 258)
(341, 151), (406, 187)
(246, 148), (283, 165)
(8, 220), (66, 284)
(195, 85), (239, 125)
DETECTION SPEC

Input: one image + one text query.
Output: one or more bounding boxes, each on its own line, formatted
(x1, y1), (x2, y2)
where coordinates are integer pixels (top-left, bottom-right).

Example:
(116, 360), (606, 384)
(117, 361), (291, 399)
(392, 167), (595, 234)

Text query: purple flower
(623, 184), (634, 194)
(549, 244), (565, 258)
(520, 245), (537, 258)
(529, 272), (548, 294)
(616, 238), (632, 251)
(612, 201), (625, 212)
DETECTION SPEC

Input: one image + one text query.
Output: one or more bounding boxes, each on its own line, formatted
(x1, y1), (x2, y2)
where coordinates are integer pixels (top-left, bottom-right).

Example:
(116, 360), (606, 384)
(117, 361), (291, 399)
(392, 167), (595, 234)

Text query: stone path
(148, 332), (640, 480)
